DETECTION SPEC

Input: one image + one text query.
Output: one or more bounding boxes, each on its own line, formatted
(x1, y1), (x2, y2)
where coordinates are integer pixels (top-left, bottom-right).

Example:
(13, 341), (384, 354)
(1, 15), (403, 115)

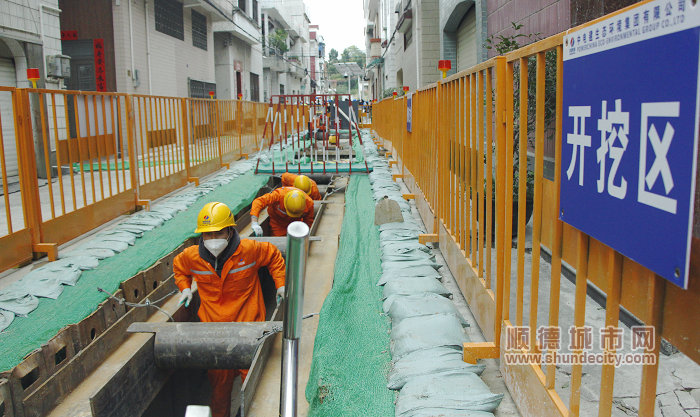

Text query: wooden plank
(40, 192), (135, 247)
(138, 171), (188, 202)
(76, 306), (107, 351)
(7, 349), (48, 417)
(0, 378), (15, 417)
(0, 229), (33, 272)
(120, 272), (147, 305)
(101, 289), (127, 329)
(240, 305), (283, 417)
(500, 323), (568, 417)
(88, 336), (171, 417)
(41, 326), (78, 377)
(439, 222), (496, 341)
(29, 279), (180, 416)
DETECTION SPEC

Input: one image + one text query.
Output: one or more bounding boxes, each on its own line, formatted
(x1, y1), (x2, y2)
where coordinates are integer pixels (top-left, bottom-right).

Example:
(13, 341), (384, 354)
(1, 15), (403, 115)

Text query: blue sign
(561, 0), (700, 289)
(407, 94), (412, 132)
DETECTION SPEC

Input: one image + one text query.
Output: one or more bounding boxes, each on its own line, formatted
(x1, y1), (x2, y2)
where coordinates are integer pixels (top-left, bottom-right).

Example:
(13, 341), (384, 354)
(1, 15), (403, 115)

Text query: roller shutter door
(0, 57), (18, 178)
(456, 8), (477, 72)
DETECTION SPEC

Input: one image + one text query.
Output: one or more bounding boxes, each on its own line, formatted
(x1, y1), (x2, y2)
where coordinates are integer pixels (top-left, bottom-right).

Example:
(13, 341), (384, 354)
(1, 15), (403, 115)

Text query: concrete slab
(245, 177), (347, 417)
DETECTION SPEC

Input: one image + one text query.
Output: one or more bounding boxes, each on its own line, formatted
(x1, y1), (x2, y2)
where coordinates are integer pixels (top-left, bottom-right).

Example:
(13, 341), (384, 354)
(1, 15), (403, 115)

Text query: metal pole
(280, 221), (309, 417)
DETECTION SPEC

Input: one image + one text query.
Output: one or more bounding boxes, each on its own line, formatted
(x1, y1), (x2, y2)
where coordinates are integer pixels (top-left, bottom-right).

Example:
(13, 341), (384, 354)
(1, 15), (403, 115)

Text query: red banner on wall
(93, 39), (106, 92)
(61, 30), (78, 40)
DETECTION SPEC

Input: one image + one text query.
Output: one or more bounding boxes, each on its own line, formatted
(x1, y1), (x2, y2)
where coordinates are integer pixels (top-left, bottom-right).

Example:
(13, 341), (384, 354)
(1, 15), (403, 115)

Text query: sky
(304, 0), (366, 54)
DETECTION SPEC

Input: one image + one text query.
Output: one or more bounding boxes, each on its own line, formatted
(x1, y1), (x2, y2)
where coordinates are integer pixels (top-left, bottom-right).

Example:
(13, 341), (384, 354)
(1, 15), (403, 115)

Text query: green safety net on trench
(0, 171), (269, 372)
(305, 175), (395, 416)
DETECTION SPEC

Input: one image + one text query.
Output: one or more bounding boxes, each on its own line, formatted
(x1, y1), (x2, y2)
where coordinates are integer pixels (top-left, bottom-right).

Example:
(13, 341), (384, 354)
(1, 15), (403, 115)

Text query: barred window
(192, 10), (207, 50)
(155, 0), (184, 41)
(189, 79), (216, 98)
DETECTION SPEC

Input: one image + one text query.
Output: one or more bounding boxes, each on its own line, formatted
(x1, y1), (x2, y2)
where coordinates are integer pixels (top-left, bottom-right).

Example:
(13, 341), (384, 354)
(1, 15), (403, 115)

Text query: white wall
(112, 0), (216, 97)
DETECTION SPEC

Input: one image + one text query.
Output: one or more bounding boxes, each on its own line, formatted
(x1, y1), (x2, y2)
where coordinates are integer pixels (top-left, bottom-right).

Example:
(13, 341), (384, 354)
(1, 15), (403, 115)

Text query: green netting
(0, 171), (269, 372)
(305, 175), (395, 416)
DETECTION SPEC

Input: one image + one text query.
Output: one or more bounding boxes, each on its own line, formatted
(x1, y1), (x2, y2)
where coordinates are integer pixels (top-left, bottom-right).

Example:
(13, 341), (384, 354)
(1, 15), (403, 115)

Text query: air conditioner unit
(46, 54), (71, 79)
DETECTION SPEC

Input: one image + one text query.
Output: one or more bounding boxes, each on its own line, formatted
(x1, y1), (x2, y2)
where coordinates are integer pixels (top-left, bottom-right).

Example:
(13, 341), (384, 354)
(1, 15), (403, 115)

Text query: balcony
(213, 7), (260, 44)
(263, 48), (291, 72)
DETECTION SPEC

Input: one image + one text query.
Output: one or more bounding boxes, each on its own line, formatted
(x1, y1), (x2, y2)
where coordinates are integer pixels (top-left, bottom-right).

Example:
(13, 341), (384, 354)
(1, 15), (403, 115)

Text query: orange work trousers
(208, 369), (249, 417)
(269, 215), (296, 237)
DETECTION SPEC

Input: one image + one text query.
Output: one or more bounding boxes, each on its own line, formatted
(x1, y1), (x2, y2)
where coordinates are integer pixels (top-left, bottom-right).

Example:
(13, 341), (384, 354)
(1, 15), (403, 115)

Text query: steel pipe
(127, 321), (282, 369)
(280, 221), (310, 417)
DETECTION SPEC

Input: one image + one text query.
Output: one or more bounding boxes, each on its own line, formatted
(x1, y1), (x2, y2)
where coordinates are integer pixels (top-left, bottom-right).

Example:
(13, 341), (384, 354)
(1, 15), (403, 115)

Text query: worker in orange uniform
(280, 173), (322, 200)
(250, 187), (314, 237)
(174, 202), (286, 417)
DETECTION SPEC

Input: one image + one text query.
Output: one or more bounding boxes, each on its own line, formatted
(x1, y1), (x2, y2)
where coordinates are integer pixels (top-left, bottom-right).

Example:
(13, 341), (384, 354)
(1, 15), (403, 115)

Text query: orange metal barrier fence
(372, 25), (698, 417)
(0, 89), (266, 272)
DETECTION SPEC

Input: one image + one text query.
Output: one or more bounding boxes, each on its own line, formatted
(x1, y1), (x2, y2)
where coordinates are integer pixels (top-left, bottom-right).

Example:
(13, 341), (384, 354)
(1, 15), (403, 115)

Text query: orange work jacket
(280, 172), (322, 200)
(174, 239), (285, 323)
(251, 187), (314, 236)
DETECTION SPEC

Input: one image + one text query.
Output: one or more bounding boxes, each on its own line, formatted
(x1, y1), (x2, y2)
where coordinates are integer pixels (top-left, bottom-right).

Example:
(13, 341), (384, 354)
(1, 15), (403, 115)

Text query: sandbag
(395, 371), (504, 415)
(381, 249), (436, 263)
(387, 347), (486, 390)
(382, 259), (441, 272)
(397, 408), (493, 417)
(382, 277), (450, 298)
(66, 247), (116, 260)
(88, 239), (130, 253)
(381, 241), (431, 254)
(95, 230), (137, 246)
(380, 229), (420, 242)
(391, 314), (470, 359)
(0, 309), (14, 332)
(383, 293), (468, 326)
(18, 274), (64, 299)
(377, 266), (442, 286)
(52, 255), (99, 270)
(0, 288), (39, 316)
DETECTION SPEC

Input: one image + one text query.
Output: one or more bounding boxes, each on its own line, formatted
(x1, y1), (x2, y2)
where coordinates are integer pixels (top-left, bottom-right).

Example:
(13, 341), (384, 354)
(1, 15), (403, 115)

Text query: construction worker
(280, 173), (322, 200)
(250, 187), (314, 237)
(174, 202), (286, 417)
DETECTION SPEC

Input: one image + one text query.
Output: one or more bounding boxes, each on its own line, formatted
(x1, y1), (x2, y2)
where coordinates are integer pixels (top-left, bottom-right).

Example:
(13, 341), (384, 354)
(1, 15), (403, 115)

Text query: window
(238, 0), (247, 14)
(154, 0), (184, 40)
(189, 79), (216, 98)
(250, 73), (259, 101)
(404, 26), (412, 50)
(191, 10), (207, 50)
(252, 0), (258, 24)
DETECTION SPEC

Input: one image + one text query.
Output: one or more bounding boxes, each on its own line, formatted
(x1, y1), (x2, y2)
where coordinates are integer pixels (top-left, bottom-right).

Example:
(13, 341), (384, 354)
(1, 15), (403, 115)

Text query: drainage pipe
(280, 221), (310, 417)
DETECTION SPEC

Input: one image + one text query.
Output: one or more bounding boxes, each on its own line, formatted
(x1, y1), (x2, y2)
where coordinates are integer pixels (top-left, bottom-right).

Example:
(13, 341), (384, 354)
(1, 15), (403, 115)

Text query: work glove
(251, 222), (263, 237)
(178, 288), (192, 307)
(276, 286), (285, 305)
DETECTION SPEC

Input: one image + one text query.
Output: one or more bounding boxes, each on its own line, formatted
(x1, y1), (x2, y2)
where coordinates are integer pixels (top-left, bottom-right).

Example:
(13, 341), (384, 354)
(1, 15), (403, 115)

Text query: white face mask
(204, 239), (228, 257)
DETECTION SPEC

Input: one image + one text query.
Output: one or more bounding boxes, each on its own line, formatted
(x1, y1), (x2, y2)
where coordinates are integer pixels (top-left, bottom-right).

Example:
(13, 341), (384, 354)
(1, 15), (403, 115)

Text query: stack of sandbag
(0, 160), (257, 332)
(366, 137), (503, 417)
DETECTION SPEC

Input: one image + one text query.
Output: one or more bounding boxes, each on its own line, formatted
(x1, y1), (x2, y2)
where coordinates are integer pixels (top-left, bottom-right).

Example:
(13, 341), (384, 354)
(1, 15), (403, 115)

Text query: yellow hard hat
(195, 202), (236, 233)
(284, 190), (307, 218)
(293, 175), (312, 195)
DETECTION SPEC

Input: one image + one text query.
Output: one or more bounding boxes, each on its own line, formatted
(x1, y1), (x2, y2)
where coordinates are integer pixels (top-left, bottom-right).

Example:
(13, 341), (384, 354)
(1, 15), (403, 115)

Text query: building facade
(308, 24), (327, 94)
(0, 0), (64, 180)
(261, 0), (311, 101)
(364, 0), (643, 98)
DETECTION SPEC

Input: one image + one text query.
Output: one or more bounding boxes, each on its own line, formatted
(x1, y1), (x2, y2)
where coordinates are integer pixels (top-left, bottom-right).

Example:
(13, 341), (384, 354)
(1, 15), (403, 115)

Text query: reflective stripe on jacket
(173, 239), (285, 323)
